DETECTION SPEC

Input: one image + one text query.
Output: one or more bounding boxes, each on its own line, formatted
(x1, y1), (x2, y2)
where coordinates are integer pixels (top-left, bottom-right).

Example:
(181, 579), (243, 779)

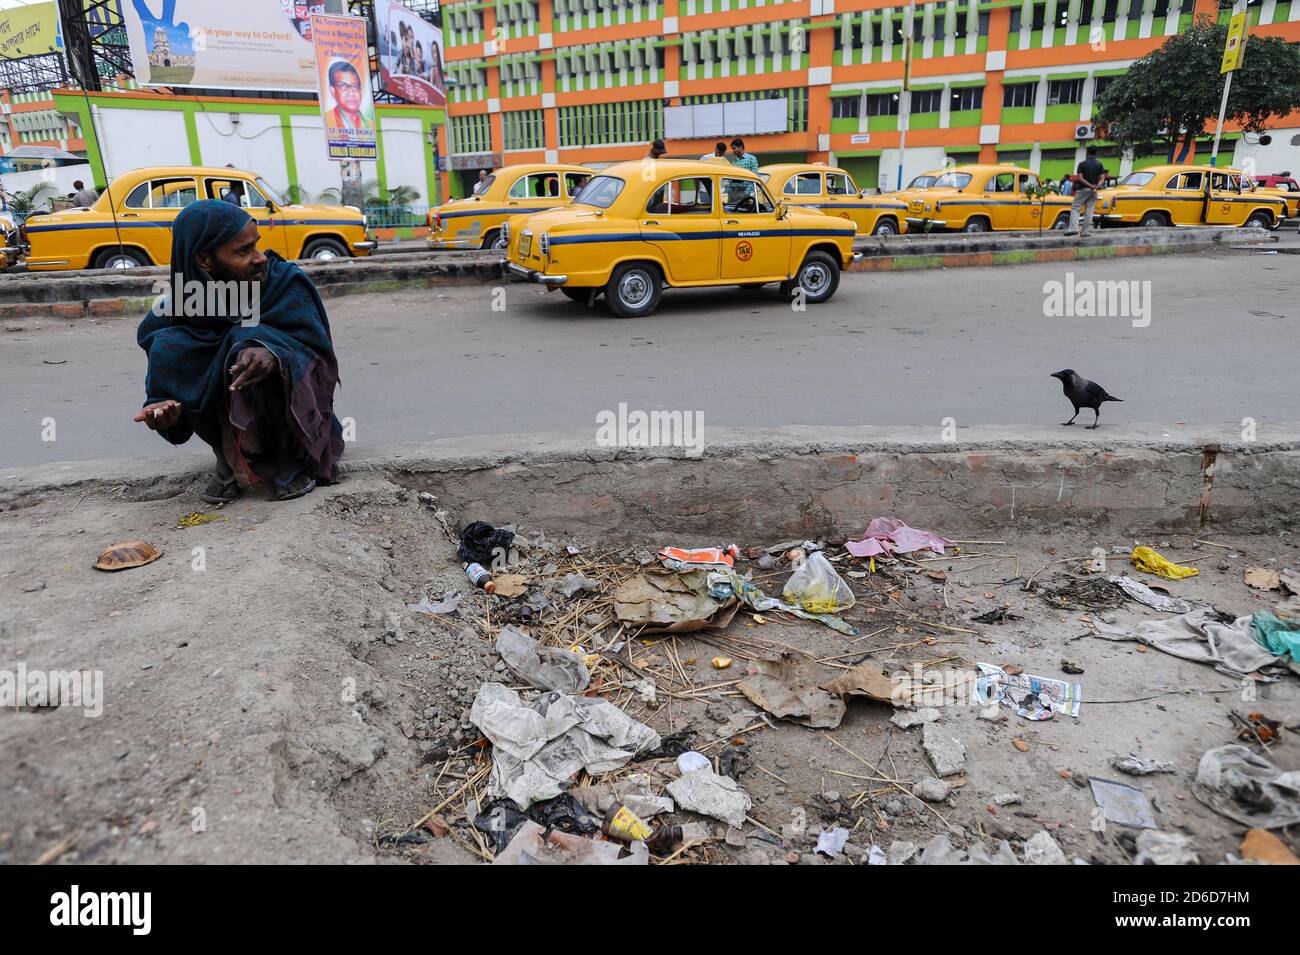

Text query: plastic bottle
(464, 562), (496, 593)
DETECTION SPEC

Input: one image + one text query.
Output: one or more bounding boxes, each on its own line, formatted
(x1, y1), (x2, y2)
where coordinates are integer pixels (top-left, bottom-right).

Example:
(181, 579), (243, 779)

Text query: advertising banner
(310, 13), (378, 162)
(375, 0), (446, 107)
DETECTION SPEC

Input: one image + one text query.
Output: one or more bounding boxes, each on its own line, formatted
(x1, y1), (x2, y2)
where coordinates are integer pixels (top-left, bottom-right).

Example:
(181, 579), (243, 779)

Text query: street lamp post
(896, 0), (915, 190)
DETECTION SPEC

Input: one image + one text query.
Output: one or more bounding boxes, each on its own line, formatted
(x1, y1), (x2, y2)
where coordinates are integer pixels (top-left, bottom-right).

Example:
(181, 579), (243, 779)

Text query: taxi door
(781, 171), (823, 215)
(204, 177), (289, 256)
(506, 171), (566, 213)
(119, 175), (200, 265)
(819, 170), (864, 234)
(1205, 172), (1242, 225)
(1164, 170), (1203, 225)
(719, 177), (788, 283)
(983, 171), (1021, 230)
(1015, 173), (1044, 230)
(641, 176), (720, 283)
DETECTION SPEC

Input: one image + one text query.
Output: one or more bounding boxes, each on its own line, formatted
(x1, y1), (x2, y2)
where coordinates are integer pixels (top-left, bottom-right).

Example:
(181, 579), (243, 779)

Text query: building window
(951, 86), (984, 111)
(831, 95), (860, 119)
(557, 98), (662, 147)
(1047, 78), (1084, 106)
(911, 89), (943, 113)
(1092, 75), (1117, 100)
(503, 109), (545, 151)
(1151, 0), (1172, 17)
(1101, 0), (1121, 22)
(451, 114), (492, 154)
(866, 92), (901, 116)
(1002, 82), (1037, 109)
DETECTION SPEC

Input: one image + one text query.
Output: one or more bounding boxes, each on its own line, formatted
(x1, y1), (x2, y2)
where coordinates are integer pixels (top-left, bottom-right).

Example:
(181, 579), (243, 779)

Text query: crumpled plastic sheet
(707, 569), (857, 636)
(1130, 545), (1199, 580)
(845, 518), (953, 559)
(1193, 744), (1300, 830)
(471, 683), (661, 808)
(1107, 574), (1195, 614)
(495, 625), (590, 694)
(816, 827), (850, 858)
(666, 768), (752, 828)
(493, 821), (648, 866)
(406, 592), (462, 615)
(1093, 608), (1284, 679)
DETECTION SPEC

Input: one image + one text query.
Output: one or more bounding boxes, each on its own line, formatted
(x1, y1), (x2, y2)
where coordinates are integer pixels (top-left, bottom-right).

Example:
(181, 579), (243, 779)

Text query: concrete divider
(4, 427), (1297, 539)
(0, 227), (1276, 319)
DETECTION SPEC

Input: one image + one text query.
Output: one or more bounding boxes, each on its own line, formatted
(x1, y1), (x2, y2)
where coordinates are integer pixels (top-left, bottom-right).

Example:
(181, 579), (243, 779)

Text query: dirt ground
(2, 471), (1298, 865)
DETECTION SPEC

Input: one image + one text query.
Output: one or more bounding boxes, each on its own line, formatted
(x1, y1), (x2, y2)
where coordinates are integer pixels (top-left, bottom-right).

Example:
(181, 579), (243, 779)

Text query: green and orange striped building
(437, 0), (1300, 196)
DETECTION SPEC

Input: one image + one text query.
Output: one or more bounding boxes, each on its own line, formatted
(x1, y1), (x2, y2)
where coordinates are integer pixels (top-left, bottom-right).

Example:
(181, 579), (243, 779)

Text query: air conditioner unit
(1075, 124), (1096, 140)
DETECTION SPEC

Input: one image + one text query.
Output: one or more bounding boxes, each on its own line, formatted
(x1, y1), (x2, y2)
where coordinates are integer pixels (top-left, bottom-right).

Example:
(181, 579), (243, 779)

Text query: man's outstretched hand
(229, 346), (277, 391)
(133, 399), (182, 431)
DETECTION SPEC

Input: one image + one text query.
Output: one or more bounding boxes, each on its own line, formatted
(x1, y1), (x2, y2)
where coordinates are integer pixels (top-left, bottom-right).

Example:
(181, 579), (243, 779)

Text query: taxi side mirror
(777, 202), (789, 220)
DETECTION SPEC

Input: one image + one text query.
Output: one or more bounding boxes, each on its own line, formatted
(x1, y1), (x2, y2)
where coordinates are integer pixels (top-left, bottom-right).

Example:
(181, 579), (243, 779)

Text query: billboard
(311, 14), (377, 162)
(375, 0), (446, 107)
(122, 0), (345, 91)
(0, 1), (62, 61)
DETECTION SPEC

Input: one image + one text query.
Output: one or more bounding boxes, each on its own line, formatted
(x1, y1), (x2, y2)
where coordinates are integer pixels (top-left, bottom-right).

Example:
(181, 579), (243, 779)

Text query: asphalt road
(3, 243), (1296, 469)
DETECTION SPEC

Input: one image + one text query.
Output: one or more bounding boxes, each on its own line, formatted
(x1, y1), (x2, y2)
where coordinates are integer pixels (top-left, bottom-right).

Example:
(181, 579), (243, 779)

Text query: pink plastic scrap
(844, 518), (952, 558)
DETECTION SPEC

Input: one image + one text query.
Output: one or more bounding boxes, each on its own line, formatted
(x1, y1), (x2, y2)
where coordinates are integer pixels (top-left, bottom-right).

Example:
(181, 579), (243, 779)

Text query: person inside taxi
(135, 201), (345, 503)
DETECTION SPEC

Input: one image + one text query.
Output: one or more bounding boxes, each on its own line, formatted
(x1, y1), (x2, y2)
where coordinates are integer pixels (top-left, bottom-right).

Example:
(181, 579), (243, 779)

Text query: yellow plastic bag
(1131, 546), (1199, 580)
(783, 550), (855, 614)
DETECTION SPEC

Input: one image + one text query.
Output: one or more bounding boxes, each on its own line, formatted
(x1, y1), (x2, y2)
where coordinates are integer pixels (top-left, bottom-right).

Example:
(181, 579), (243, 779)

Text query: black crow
(1051, 369), (1122, 429)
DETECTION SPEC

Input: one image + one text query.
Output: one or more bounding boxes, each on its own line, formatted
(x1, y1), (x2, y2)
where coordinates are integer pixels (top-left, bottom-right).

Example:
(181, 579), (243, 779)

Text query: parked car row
(20, 165), (376, 272)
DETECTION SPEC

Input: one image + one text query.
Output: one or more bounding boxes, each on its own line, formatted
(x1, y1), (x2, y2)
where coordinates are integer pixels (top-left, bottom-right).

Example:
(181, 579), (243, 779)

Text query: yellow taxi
(1246, 179), (1298, 220)
(896, 164), (1073, 233)
(428, 164), (592, 251)
(1095, 165), (1287, 229)
(759, 163), (908, 235)
(502, 159), (860, 318)
(883, 169), (948, 195)
(22, 166), (375, 271)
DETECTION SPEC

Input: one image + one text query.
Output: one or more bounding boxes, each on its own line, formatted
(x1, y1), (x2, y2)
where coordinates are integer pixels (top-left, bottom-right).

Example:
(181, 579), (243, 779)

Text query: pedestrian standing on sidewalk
(1066, 146), (1104, 236)
(729, 138), (759, 175)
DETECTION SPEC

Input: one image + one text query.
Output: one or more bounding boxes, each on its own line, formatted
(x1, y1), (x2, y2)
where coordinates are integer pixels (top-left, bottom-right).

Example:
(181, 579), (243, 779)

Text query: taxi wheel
(872, 218), (899, 236)
(961, 217), (990, 233)
(1138, 211), (1170, 228)
(605, 263), (662, 318)
(303, 238), (348, 260)
(482, 230), (508, 251)
(783, 251), (840, 304)
(1245, 211), (1273, 230)
(93, 247), (149, 270)
(1051, 213), (1070, 230)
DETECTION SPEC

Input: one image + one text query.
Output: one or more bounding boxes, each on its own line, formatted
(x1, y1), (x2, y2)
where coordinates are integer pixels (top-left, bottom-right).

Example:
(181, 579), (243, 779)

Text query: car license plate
(519, 232), (531, 256)
(909, 200), (922, 213)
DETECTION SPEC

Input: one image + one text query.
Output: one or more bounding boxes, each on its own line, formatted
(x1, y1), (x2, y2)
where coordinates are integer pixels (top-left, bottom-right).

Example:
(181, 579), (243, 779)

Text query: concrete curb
(0, 227), (1274, 318)
(5, 426), (1299, 537)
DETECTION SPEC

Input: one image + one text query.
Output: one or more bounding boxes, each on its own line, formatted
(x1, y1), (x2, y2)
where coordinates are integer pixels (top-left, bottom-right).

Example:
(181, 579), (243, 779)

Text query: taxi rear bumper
(504, 260), (568, 285)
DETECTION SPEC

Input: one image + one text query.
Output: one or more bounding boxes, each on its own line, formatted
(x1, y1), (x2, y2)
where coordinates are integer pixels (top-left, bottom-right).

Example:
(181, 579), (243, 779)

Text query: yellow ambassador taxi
(501, 159), (860, 318)
(897, 164), (1073, 233)
(1094, 165), (1287, 229)
(759, 163), (908, 235)
(22, 166), (375, 271)
(427, 164), (592, 251)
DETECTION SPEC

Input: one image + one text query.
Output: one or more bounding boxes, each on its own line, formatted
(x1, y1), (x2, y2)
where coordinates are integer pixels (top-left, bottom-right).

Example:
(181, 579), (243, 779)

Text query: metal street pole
(896, 1), (915, 190)
(441, 77), (460, 203)
(1211, 0), (1249, 168)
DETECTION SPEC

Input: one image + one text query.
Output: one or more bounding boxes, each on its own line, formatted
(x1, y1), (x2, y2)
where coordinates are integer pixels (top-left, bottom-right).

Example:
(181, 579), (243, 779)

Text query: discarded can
(603, 801), (653, 843)
(464, 562), (496, 593)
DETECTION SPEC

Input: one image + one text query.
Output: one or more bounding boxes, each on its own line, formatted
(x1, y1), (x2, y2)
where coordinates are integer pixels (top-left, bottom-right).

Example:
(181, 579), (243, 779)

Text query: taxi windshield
(908, 174), (938, 188)
(932, 172), (971, 189)
(256, 178), (286, 206)
(572, 175), (624, 209)
(1117, 171), (1155, 187)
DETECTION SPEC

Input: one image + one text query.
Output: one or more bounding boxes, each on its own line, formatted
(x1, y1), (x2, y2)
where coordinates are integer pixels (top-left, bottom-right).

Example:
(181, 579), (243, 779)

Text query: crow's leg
(1086, 407), (1101, 430)
(1062, 407), (1079, 426)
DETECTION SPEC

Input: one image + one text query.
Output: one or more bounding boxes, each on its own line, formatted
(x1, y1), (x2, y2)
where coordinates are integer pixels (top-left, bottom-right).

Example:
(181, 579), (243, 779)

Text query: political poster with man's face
(310, 14), (378, 162)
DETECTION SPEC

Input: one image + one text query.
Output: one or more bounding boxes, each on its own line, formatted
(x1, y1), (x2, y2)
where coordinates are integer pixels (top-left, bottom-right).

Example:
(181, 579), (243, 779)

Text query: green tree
(1093, 16), (1300, 163)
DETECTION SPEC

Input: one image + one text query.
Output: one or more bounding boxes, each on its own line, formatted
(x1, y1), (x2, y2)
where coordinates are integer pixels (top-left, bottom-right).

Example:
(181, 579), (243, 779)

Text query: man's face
(732, 145), (744, 158)
(197, 220), (266, 283)
(332, 69), (362, 115)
